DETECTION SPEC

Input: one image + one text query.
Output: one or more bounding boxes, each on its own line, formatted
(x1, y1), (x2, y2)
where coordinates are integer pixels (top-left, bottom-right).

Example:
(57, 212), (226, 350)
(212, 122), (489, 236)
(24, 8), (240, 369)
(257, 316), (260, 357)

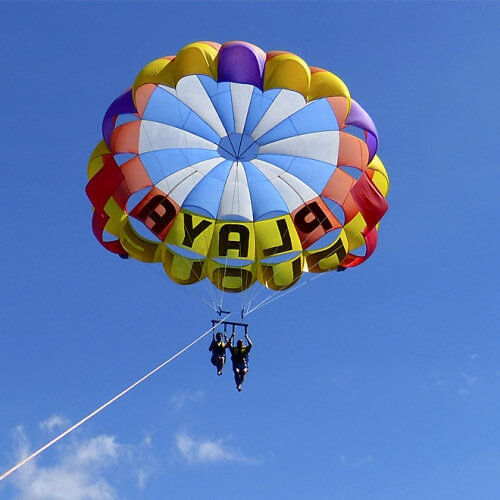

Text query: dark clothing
(209, 340), (227, 356)
(229, 344), (252, 369)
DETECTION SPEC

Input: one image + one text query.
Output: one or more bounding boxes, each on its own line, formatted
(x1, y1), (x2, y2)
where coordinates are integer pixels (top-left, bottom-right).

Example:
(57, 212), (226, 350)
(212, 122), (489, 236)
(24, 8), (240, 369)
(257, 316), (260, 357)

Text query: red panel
(327, 96), (349, 128)
(338, 131), (369, 168)
(343, 226), (378, 268)
(91, 209), (125, 255)
(291, 197), (341, 249)
(342, 193), (360, 224)
(85, 157), (124, 211)
(321, 168), (355, 206)
(350, 172), (389, 229)
(121, 156), (153, 195)
(110, 121), (140, 154)
(134, 84), (157, 118)
(130, 187), (180, 241)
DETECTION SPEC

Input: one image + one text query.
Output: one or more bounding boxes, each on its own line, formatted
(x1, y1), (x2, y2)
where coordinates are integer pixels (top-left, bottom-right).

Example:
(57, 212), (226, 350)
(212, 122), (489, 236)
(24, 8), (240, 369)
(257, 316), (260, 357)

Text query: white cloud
(175, 432), (256, 465)
(6, 424), (155, 499)
(39, 415), (69, 434)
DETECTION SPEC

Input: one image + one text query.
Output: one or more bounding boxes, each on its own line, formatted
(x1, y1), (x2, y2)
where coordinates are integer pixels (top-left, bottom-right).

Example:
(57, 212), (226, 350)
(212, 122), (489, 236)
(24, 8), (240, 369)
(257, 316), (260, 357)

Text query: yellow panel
(367, 154), (390, 196)
(174, 42), (219, 84)
(308, 70), (350, 102)
(87, 140), (110, 179)
(209, 221), (255, 262)
(254, 215), (302, 261)
(133, 57), (175, 97)
(207, 260), (256, 293)
(257, 255), (303, 291)
(103, 197), (126, 237)
(119, 218), (162, 263)
(343, 213), (367, 251)
(162, 246), (205, 285)
(264, 54), (311, 98)
(164, 209), (215, 258)
(304, 230), (349, 272)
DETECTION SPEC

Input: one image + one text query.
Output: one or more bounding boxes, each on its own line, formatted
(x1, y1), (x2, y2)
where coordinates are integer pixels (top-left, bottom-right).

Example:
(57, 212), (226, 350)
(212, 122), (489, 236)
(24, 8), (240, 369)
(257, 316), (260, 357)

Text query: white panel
(252, 159), (314, 212)
(174, 75), (227, 137)
(139, 121), (217, 153)
(258, 131), (339, 164)
(230, 83), (254, 134)
(158, 85), (176, 95)
(155, 158), (224, 205)
(191, 157), (226, 175)
(251, 89), (306, 140)
(218, 161), (253, 221)
(167, 173), (204, 206)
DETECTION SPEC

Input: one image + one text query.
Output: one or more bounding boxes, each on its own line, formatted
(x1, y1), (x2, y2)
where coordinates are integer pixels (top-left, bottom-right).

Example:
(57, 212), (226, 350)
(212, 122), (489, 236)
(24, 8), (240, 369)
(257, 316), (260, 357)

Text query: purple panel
(346, 99), (379, 161)
(218, 42), (265, 89)
(102, 88), (137, 148)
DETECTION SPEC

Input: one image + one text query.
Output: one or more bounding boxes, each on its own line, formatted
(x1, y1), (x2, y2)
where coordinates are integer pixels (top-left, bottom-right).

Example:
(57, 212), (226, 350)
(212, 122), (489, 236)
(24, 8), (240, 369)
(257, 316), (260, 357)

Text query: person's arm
(245, 332), (252, 349)
(228, 333), (235, 349)
(209, 335), (214, 351)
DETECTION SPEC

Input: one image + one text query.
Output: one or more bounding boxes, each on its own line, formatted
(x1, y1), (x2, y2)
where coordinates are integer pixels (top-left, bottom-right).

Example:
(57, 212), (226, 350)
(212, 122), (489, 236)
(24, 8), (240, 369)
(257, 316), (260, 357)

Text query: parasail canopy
(86, 41), (390, 294)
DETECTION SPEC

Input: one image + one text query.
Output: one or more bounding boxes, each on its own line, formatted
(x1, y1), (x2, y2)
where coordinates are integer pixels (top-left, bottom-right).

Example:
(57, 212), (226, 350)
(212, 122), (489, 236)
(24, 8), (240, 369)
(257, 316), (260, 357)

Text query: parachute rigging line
(245, 272), (328, 316)
(0, 316), (229, 483)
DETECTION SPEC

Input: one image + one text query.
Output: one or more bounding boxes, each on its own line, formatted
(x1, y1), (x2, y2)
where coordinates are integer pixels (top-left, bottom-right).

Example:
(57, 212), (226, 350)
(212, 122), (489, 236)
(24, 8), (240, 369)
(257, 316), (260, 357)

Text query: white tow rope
(0, 316), (229, 482)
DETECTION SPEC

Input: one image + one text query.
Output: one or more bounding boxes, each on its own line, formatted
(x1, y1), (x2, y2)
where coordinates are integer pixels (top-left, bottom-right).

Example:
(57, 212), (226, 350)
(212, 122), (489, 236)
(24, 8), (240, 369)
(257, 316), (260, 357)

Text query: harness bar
(211, 319), (248, 335)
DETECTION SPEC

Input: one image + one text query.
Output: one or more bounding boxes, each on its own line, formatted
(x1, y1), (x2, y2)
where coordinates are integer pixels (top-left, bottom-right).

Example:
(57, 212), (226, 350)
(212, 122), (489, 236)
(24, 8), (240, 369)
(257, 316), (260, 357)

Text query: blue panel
(243, 161), (289, 220)
(243, 88), (281, 136)
(126, 187), (150, 212)
(257, 118), (298, 145)
(257, 153), (294, 171)
(182, 160), (233, 217)
(321, 196), (345, 225)
(182, 112), (221, 143)
(143, 87), (190, 128)
(210, 83), (234, 135)
(289, 98), (338, 134)
(144, 87), (221, 143)
(340, 166), (363, 180)
(140, 149), (219, 184)
(257, 98), (338, 146)
(286, 157), (336, 193)
(181, 148), (220, 166)
(198, 74), (219, 98)
(257, 154), (335, 193)
(114, 153), (136, 166)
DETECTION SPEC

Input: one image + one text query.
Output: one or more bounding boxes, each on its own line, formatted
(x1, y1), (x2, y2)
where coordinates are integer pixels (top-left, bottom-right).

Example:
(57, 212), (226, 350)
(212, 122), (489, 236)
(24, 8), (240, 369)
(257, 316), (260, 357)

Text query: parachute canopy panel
(86, 41), (390, 293)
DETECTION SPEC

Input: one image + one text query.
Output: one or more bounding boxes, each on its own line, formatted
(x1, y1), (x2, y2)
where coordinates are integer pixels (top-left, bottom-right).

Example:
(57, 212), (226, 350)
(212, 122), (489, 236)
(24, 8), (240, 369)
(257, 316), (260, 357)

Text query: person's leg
(238, 367), (248, 388)
(211, 355), (217, 370)
(217, 356), (225, 375)
(234, 367), (243, 390)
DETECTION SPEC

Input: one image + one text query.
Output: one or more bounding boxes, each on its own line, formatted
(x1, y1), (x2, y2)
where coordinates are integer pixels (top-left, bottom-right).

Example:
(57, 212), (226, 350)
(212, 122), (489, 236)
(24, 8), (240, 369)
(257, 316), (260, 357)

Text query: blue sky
(1, 1), (499, 499)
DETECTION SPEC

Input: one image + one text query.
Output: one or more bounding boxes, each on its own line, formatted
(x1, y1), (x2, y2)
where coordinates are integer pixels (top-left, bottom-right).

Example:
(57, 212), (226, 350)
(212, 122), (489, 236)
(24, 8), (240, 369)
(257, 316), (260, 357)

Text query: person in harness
(209, 332), (228, 376)
(228, 331), (253, 392)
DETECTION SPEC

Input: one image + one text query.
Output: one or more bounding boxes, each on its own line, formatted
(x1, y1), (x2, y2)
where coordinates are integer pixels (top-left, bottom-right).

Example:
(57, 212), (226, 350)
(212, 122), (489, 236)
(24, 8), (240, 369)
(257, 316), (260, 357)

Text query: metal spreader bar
(211, 319), (248, 335)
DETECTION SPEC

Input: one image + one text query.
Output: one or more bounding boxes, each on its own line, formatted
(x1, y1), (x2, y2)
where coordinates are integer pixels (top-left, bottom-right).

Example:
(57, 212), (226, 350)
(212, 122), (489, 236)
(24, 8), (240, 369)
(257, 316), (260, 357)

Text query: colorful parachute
(86, 41), (389, 293)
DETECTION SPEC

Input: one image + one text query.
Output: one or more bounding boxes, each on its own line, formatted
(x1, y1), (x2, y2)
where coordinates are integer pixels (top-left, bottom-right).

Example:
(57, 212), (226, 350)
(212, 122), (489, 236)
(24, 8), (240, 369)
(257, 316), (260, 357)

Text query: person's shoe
(237, 385), (242, 392)
(217, 371), (222, 376)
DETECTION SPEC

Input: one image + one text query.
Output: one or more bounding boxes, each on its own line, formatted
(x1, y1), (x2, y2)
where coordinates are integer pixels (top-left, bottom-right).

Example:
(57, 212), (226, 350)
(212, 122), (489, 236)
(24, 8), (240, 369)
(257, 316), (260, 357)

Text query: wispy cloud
(175, 432), (257, 465)
(6, 423), (155, 499)
(169, 390), (205, 412)
(39, 415), (69, 433)
(427, 369), (480, 397)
